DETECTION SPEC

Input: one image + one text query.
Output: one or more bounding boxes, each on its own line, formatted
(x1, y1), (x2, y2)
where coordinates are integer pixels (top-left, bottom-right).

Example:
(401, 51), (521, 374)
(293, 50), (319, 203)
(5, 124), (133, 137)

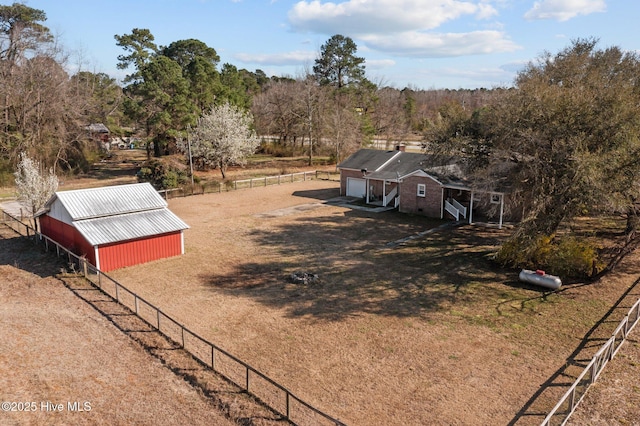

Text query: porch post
(440, 187), (444, 219)
(382, 179), (387, 205)
(366, 178), (370, 204)
(469, 191), (474, 224)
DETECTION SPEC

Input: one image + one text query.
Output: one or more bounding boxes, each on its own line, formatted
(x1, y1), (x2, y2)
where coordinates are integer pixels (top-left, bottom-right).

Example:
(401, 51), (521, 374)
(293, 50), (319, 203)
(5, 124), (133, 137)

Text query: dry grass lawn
(0, 228), (240, 426)
(97, 179), (640, 425)
(567, 337), (640, 425)
(3, 148), (640, 425)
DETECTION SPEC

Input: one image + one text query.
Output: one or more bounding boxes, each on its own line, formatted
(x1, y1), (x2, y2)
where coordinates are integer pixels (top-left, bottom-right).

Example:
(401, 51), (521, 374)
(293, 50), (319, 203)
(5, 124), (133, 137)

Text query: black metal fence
(1, 210), (346, 426)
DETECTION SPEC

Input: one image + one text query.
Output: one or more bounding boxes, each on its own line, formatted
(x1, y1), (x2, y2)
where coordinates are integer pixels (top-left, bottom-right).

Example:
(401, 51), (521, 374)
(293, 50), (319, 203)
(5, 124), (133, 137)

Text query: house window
(490, 193), (502, 204)
(417, 184), (426, 197)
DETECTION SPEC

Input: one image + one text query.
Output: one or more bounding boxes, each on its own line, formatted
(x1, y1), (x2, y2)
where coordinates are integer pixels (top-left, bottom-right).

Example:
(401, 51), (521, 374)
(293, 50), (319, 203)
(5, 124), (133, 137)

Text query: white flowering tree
(14, 153), (58, 231)
(187, 103), (260, 179)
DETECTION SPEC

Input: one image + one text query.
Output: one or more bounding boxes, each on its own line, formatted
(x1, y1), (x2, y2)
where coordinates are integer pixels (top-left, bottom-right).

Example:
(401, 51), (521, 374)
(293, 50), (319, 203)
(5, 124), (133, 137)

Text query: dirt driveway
(60, 180), (640, 425)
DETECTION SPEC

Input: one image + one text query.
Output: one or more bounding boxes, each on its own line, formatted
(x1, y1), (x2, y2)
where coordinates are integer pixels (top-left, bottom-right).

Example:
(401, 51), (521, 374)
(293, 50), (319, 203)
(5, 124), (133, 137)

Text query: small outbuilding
(37, 183), (189, 272)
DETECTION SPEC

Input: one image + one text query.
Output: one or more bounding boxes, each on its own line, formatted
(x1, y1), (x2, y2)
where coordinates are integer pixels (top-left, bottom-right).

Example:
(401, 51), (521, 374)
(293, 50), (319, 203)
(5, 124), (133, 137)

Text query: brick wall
(399, 176), (442, 217)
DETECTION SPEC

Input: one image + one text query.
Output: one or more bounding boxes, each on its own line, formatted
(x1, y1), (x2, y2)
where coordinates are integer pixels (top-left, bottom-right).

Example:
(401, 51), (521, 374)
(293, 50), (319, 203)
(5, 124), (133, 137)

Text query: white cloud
(288, 0), (497, 34)
(286, 1), (515, 58)
(362, 30), (521, 57)
(234, 50), (317, 66)
(524, 0), (606, 22)
(365, 59), (396, 70)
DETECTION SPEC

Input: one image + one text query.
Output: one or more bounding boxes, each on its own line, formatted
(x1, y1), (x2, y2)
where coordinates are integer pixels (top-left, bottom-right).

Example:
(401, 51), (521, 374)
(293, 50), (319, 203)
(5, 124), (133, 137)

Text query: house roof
(367, 152), (432, 180)
(337, 149), (401, 172)
(45, 183), (169, 220)
(422, 163), (471, 189)
(340, 148), (470, 183)
(85, 123), (110, 133)
(40, 182), (189, 245)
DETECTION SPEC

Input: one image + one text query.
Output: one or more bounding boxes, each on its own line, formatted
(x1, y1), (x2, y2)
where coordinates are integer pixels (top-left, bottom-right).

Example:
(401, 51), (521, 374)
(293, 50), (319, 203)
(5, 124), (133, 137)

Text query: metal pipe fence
(1, 210), (346, 426)
(540, 297), (640, 425)
(158, 170), (338, 199)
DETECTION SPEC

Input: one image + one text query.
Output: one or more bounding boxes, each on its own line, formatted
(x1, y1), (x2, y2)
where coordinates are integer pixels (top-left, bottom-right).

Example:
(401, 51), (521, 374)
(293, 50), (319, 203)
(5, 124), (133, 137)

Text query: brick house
(337, 148), (518, 227)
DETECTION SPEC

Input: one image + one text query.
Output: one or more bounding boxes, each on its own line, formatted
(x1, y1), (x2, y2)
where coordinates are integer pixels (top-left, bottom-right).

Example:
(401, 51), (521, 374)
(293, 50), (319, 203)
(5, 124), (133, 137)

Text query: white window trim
(490, 193), (502, 204)
(417, 184), (426, 197)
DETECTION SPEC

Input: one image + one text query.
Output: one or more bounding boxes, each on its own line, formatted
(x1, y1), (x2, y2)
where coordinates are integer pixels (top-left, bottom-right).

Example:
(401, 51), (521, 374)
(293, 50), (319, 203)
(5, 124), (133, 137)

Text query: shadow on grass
(199, 209), (532, 321)
(0, 225), (290, 425)
(507, 275), (640, 425)
(0, 226), (66, 278)
(291, 187), (341, 201)
(57, 275), (290, 426)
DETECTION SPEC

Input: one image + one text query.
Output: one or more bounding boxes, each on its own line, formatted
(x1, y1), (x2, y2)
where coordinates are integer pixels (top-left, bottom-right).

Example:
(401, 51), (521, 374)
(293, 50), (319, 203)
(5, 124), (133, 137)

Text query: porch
(443, 187), (506, 229)
(363, 177), (400, 208)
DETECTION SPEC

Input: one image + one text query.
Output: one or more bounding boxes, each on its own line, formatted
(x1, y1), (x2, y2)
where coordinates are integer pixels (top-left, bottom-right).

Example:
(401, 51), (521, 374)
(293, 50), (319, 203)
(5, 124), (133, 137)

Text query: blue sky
(23, 0), (636, 90)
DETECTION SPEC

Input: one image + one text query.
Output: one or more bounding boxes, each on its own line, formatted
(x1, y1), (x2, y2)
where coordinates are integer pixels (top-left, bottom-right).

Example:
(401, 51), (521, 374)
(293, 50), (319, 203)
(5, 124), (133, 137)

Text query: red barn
(37, 183), (189, 272)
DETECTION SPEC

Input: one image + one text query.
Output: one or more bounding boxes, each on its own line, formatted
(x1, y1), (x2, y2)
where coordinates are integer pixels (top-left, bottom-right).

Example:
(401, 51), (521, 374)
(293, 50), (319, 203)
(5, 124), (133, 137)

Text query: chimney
(395, 144), (406, 152)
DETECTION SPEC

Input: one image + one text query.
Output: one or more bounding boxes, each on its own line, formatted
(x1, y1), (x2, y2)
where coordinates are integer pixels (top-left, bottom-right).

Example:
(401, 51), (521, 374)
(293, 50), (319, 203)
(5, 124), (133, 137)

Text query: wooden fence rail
(1, 210), (346, 426)
(158, 170), (337, 199)
(540, 296), (640, 425)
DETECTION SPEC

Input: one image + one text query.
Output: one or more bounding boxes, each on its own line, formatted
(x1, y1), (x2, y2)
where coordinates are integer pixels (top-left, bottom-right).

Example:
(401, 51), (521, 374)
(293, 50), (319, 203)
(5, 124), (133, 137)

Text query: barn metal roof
(50, 182), (168, 220)
(73, 209), (189, 246)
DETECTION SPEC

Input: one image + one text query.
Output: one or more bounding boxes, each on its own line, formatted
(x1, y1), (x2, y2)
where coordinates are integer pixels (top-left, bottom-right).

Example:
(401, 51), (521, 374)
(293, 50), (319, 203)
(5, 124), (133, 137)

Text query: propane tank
(519, 269), (562, 290)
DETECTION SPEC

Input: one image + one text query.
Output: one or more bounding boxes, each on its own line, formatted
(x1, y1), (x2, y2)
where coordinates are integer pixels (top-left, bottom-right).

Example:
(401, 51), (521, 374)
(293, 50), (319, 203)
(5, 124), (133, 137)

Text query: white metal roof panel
(73, 208), (189, 246)
(54, 183), (167, 220)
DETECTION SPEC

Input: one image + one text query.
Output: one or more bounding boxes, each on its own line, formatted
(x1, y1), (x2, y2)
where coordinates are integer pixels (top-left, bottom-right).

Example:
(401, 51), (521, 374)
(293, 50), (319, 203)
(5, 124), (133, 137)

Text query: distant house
(85, 123), (110, 148)
(337, 147), (519, 227)
(36, 183), (189, 272)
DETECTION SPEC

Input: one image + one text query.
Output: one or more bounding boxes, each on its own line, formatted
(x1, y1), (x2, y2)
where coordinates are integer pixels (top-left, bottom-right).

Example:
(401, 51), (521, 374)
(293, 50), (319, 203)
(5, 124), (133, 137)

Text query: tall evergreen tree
(313, 34), (367, 89)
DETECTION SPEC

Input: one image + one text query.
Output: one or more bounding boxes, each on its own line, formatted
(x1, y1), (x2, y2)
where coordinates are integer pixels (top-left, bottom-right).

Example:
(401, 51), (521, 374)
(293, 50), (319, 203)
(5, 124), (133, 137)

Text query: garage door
(346, 177), (366, 197)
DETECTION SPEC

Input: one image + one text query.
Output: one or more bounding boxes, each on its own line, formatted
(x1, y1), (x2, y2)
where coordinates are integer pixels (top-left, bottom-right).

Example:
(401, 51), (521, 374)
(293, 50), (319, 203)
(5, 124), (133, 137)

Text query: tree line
(0, 2), (492, 183)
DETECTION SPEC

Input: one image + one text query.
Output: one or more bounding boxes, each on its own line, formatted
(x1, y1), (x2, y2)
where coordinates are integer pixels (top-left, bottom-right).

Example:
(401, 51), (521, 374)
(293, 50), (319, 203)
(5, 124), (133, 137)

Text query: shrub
(496, 234), (600, 278)
(137, 158), (188, 189)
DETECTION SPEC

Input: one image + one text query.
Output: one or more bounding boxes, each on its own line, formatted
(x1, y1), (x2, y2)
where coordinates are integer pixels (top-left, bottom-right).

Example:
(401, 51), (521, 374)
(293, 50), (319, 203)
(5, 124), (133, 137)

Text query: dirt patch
(98, 180), (640, 425)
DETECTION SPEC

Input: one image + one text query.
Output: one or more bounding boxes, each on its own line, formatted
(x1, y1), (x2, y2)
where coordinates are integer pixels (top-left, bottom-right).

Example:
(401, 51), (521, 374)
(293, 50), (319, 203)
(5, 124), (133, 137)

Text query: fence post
(211, 345), (215, 370)
(285, 392), (291, 419)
